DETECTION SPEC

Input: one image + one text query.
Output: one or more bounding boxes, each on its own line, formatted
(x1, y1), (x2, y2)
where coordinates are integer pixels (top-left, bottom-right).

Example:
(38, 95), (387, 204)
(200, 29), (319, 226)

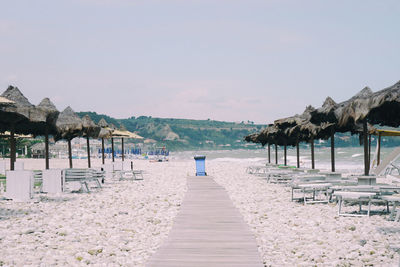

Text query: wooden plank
(146, 176), (263, 267)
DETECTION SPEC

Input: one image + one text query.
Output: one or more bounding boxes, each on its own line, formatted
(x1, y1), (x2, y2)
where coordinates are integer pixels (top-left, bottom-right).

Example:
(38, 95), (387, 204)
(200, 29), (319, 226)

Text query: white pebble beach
(0, 158), (399, 266)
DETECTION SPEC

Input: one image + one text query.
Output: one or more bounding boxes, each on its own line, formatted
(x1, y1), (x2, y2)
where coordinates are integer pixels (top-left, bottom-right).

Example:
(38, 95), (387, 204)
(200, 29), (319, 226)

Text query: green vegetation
(0, 137), (42, 158)
(77, 112), (266, 150)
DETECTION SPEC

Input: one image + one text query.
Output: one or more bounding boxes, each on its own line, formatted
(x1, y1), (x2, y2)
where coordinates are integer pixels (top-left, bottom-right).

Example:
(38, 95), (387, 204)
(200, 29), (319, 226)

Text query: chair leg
(291, 188), (294, 201)
(395, 209), (400, 222)
(84, 182), (90, 193)
(338, 198), (342, 216)
(367, 200), (371, 217)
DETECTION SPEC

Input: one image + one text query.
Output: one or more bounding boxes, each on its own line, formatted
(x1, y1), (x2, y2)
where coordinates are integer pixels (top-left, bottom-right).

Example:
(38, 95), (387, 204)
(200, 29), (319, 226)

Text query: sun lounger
(334, 191), (390, 217)
(267, 171), (294, 184)
(64, 168), (104, 192)
(33, 170), (43, 192)
(115, 169), (144, 181)
(381, 194), (400, 221)
(246, 166), (267, 176)
(290, 175), (327, 201)
(297, 183), (332, 204)
(371, 147), (400, 176)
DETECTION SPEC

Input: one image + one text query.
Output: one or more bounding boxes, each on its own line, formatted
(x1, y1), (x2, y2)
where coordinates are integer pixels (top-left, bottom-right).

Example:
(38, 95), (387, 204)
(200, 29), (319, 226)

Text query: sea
(170, 146), (399, 174)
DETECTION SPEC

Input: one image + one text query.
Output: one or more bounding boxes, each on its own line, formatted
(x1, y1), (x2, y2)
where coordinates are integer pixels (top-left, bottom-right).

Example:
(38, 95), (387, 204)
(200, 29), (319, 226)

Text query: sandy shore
(1, 158), (400, 266)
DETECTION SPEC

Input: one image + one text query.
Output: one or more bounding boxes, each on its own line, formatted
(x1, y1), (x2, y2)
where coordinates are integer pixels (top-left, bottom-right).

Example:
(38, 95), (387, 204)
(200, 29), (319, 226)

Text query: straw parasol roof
(253, 124), (297, 147)
(310, 87), (373, 134)
(38, 98), (59, 121)
(284, 106), (335, 142)
(339, 81), (400, 127)
(0, 131), (33, 138)
(98, 118), (109, 128)
(111, 128), (144, 139)
(36, 97), (60, 134)
(0, 96), (15, 105)
(0, 86), (48, 135)
(94, 118), (112, 138)
(54, 106), (83, 141)
(82, 115), (101, 138)
(244, 132), (261, 144)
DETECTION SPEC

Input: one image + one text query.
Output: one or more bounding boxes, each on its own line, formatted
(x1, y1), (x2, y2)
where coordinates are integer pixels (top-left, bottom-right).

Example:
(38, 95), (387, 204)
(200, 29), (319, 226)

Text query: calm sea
(171, 146), (398, 174)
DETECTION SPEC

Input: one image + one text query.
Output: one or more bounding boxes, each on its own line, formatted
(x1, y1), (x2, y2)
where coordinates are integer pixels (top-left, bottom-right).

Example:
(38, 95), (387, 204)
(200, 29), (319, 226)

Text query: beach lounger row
(2, 160), (145, 201)
(247, 164), (400, 218)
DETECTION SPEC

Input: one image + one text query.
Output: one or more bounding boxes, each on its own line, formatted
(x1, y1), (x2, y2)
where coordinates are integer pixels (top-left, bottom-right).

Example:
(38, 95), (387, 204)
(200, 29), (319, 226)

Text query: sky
(1, 0), (400, 124)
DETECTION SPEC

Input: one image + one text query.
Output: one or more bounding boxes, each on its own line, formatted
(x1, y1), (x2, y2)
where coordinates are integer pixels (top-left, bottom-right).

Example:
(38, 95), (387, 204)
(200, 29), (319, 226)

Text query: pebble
(0, 159), (188, 266)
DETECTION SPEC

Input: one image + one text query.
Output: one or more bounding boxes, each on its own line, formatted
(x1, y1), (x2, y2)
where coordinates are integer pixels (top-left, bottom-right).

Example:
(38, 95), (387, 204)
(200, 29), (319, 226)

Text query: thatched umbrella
(109, 124), (117, 162)
(281, 105), (337, 169)
(82, 115), (101, 168)
(0, 86), (48, 170)
(37, 98), (59, 169)
(244, 131), (272, 163)
(55, 107), (83, 168)
(110, 126), (144, 162)
(274, 114), (303, 167)
(97, 118), (112, 165)
(338, 81), (400, 175)
(245, 124), (287, 165)
(259, 124), (297, 166)
(0, 96), (16, 133)
(310, 87), (374, 172)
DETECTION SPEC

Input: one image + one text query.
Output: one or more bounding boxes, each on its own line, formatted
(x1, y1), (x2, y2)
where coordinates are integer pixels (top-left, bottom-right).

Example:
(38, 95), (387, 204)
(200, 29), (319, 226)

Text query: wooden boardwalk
(147, 176), (264, 267)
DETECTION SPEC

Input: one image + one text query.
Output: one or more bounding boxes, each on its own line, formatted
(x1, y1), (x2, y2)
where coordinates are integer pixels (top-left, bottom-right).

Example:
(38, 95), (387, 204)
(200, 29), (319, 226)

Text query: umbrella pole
(331, 130), (335, 172)
(121, 138), (124, 161)
(284, 143), (287, 166)
(111, 138), (115, 162)
(363, 121), (369, 176)
(101, 138), (105, 165)
(68, 139), (73, 168)
(311, 137), (315, 169)
(86, 135), (91, 168)
(377, 133), (381, 166)
(275, 143), (278, 165)
(10, 128), (15, 171)
(368, 134), (371, 168)
(296, 139), (300, 168)
(267, 143), (271, 164)
(45, 129), (49, 170)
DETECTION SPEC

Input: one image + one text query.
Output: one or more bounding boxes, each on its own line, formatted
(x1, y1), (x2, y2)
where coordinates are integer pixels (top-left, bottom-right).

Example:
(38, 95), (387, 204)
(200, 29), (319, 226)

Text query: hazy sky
(1, 0), (399, 124)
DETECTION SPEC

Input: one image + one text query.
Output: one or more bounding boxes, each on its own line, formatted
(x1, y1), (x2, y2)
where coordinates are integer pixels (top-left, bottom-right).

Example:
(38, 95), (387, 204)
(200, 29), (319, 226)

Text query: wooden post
(363, 121), (369, 176)
(296, 139), (300, 168)
(45, 129), (49, 170)
(284, 143), (287, 166)
(121, 138), (125, 161)
(86, 135), (91, 168)
(267, 144), (271, 164)
(275, 143), (278, 165)
(111, 137), (115, 162)
(68, 139), (73, 168)
(311, 137), (315, 169)
(331, 130), (335, 172)
(101, 138), (105, 165)
(10, 128), (15, 171)
(377, 132), (381, 166)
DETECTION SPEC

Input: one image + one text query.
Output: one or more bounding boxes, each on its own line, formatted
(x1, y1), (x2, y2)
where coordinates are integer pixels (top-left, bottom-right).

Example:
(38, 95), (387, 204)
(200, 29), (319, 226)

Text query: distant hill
(76, 112), (400, 151)
(77, 112), (266, 150)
